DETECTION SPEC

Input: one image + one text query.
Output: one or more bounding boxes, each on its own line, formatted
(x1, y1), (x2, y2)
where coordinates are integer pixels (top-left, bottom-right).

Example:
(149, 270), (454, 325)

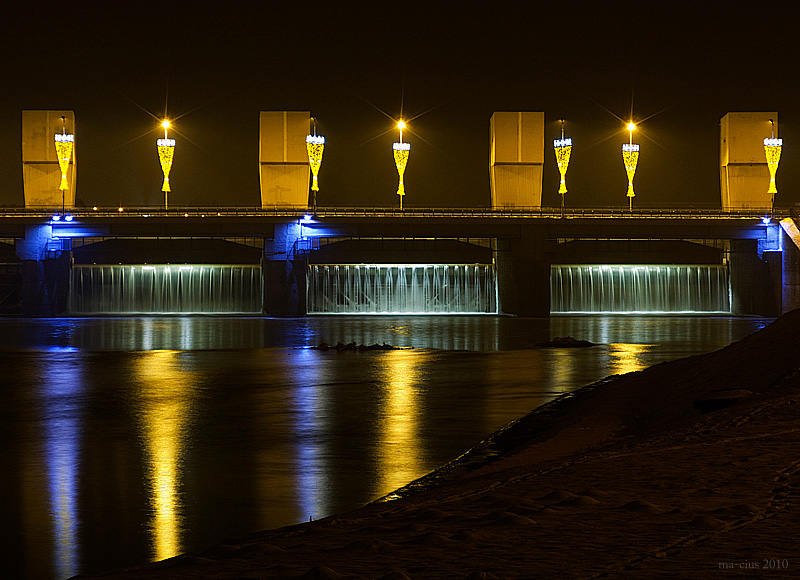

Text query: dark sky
(1, 2), (797, 209)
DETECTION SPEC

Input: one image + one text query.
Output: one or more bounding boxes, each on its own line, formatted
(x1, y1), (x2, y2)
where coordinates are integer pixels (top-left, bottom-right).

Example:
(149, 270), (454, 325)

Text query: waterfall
(70, 265), (263, 314)
(550, 265), (730, 313)
(307, 264), (497, 314)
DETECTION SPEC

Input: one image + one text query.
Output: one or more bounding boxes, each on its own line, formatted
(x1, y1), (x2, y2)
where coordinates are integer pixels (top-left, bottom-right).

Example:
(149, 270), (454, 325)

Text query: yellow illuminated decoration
(764, 120), (782, 200)
(622, 123), (639, 210)
(393, 120), (410, 210)
(157, 120), (175, 207)
(54, 116), (74, 192)
(554, 120), (572, 215)
(306, 128), (325, 209)
(134, 351), (196, 562)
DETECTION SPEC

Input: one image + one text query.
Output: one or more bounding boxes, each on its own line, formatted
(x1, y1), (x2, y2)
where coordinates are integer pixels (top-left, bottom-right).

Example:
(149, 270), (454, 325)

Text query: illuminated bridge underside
(70, 265), (263, 314)
(307, 264), (497, 314)
(551, 265), (730, 313)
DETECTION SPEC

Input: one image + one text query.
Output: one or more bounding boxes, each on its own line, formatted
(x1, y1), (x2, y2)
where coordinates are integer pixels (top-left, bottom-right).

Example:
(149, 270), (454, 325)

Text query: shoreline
(84, 312), (800, 579)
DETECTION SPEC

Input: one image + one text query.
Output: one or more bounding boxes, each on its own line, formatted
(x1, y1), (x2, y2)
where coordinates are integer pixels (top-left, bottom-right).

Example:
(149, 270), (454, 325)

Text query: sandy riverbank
(83, 312), (800, 579)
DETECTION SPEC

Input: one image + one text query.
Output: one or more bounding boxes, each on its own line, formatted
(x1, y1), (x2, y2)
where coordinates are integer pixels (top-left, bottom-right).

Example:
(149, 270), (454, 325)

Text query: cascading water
(70, 265), (263, 314)
(307, 264), (497, 314)
(550, 264), (730, 313)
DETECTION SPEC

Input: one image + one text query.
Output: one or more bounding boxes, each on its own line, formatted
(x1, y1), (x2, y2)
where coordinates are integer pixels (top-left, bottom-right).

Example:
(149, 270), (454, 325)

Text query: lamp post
(306, 119), (325, 211)
(54, 116), (74, 215)
(622, 122), (639, 211)
(393, 120), (410, 210)
(764, 119), (782, 214)
(553, 119), (572, 215)
(157, 120), (175, 209)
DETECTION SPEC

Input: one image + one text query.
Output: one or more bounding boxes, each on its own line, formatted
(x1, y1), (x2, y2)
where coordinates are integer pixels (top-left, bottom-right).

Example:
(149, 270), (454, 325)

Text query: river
(0, 315), (771, 580)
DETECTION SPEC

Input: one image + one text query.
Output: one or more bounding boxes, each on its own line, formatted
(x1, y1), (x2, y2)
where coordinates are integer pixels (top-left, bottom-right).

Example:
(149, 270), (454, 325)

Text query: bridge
(0, 206), (796, 317)
(4, 110), (795, 317)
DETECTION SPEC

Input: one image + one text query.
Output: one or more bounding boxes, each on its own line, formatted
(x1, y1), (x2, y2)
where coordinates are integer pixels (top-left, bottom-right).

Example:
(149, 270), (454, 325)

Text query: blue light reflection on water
(0, 315), (774, 580)
(38, 355), (85, 580)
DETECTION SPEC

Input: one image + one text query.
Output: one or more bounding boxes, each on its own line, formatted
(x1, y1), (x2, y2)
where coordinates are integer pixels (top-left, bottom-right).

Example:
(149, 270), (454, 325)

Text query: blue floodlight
(762, 216), (771, 224)
(51, 215), (61, 222)
(64, 215), (74, 222)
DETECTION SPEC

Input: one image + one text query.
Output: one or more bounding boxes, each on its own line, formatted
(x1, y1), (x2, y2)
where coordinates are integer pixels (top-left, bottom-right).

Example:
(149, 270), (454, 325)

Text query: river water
(0, 315), (771, 580)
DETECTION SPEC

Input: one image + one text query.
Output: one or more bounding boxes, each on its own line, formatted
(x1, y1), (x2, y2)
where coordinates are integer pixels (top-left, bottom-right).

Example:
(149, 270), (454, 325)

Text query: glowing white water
(307, 264), (497, 314)
(551, 265), (730, 313)
(70, 265), (263, 314)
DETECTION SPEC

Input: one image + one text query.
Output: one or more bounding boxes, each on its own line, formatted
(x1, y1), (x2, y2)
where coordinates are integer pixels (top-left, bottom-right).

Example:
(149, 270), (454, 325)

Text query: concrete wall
(259, 111), (311, 208)
(22, 110), (76, 208)
(490, 112), (544, 209)
(720, 112), (777, 211)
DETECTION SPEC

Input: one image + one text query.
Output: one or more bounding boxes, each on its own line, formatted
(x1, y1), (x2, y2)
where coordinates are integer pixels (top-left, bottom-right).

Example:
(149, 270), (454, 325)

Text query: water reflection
(290, 348), (331, 521)
(38, 356), (84, 580)
(375, 351), (424, 496)
(132, 351), (197, 562)
(605, 343), (655, 375)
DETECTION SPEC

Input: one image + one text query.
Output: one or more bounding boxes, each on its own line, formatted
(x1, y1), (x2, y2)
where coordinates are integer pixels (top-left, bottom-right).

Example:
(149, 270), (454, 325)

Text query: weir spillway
(550, 265), (731, 313)
(1, 207), (793, 317)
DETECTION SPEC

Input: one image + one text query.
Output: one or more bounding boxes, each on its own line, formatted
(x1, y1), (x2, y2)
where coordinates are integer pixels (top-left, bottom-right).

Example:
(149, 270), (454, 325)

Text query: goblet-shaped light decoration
(554, 120), (572, 199)
(764, 120), (782, 202)
(54, 117), (74, 194)
(157, 120), (175, 208)
(306, 133), (325, 208)
(393, 120), (410, 210)
(622, 123), (639, 210)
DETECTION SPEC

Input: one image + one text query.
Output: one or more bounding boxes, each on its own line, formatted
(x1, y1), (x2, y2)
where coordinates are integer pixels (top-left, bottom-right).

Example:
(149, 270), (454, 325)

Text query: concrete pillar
(496, 227), (551, 316)
(780, 229), (800, 313)
(263, 222), (306, 315)
(490, 112), (544, 209)
(729, 239), (776, 315)
(16, 224), (71, 316)
(720, 112), (777, 211)
(259, 111), (311, 208)
(22, 110), (76, 209)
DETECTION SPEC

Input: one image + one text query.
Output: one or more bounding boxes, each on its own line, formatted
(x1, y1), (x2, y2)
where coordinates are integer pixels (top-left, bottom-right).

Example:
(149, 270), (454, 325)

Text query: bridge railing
(0, 205), (786, 220)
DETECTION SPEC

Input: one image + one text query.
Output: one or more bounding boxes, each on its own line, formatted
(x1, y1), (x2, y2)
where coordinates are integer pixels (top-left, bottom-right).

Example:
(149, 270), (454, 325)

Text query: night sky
(1, 3), (797, 210)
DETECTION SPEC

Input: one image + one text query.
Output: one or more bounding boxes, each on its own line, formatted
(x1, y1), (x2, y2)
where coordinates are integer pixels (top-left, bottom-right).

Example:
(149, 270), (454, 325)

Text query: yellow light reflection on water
(606, 343), (654, 375)
(133, 351), (197, 562)
(375, 350), (423, 497)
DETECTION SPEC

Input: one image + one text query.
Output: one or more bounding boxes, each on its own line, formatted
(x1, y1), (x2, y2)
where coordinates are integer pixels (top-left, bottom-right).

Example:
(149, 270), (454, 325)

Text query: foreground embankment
(85, 312), (800, 579)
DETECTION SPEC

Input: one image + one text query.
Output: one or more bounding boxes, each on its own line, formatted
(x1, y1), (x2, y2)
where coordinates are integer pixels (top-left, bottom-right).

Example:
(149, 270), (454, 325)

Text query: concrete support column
(16, 224), (71, 316)
(729, 239), (776, 315)
(780, 229), (800, 313)
(263, 222), (306, 316)
(496, 227), (551, 317)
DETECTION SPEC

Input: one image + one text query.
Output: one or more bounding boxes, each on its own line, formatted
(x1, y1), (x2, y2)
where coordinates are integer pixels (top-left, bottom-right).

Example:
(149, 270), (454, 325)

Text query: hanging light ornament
(764, 119), (782, 206)
(54, 116), (74, 195)
(306, 119), (325, 209)
(157, 120), (175, 208)
(622, 122), (639, 211)
(553, 119), (572, 212)
(393, 120), (410, 210)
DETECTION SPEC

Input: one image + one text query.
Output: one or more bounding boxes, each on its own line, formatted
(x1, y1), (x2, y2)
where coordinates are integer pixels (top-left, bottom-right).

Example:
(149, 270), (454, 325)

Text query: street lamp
(54, 116), (74, 215)
(157, 120), (175, 209)
(764, 119), (782, 212)
(306, 119), (325, 210)
(393, 120), (410, 210)
(553, 119), (572, 214)
(622, 122), (639, 211)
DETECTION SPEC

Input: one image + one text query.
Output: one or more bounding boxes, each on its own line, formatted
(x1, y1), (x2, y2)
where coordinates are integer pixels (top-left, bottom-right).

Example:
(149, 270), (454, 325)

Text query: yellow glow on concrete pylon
(157, 120), (175, 208)
(54, 122), (74, 192)
(306, 133), (324, 208)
